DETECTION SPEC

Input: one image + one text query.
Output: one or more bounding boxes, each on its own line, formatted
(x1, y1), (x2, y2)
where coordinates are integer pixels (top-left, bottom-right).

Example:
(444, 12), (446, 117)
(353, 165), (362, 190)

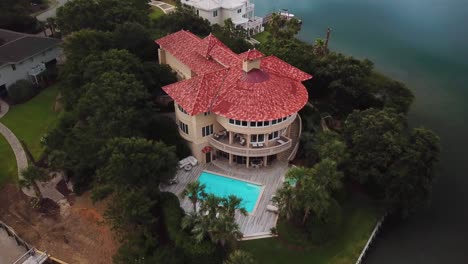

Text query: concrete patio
(161, 159), (290, 239)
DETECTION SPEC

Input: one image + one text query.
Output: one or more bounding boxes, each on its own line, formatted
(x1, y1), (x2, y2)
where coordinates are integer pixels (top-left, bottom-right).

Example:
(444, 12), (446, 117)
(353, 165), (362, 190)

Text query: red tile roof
(157, 30), (313, 121)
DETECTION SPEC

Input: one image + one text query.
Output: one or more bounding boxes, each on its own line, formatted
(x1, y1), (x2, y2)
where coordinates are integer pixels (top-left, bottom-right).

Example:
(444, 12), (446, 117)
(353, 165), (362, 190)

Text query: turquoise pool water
(198, 171), (262, 213)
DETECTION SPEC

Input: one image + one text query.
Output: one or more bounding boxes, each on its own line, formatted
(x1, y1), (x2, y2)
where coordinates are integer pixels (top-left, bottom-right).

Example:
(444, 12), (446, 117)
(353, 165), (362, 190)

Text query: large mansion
(156, 30), (312, 167)
(181, 0), (264, 36)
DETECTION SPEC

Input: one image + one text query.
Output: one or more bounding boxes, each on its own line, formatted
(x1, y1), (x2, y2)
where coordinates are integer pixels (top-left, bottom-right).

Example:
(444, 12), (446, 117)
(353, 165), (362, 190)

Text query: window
(264, 121), (270, 126)
(179, 121), (189, 134)
(235, 120), (241, 126)
(177, 104), (188, 115)
(237, 9), (242, 13)
(268, 131), (279, 140)
(196, 9), (199, 16)
(250, 121), (256, 127)
(213, 10), (218, 17)
(202, 124), (213, 137)
(242, 121), (248, 126)
(251, 134), (265, 143)
(204, 111), (211, 116)
(257, 121), (263, 127)
(229, 119), (235, 124)
(11, 64), (16, 71)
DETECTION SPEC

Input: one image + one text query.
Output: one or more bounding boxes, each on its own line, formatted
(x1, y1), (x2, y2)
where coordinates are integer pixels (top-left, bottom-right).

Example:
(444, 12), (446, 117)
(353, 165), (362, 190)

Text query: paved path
(0, 99), (65, 201)
(149, 0), (176, 14)
(36, 0), (70, 21)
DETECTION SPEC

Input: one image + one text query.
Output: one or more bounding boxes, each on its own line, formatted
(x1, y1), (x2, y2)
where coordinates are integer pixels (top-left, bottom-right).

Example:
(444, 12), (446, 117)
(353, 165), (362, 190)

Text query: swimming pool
(198, 171), (262, 213)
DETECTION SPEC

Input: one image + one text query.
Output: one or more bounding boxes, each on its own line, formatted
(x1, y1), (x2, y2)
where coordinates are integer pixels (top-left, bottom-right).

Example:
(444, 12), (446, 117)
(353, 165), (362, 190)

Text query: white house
(182, 0), (264, 36)
(0, 29), (62, 97)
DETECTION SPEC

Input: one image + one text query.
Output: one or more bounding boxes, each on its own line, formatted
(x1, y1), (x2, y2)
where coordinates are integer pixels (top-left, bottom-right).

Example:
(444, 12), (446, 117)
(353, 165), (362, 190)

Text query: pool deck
(161, 159), (289, 238)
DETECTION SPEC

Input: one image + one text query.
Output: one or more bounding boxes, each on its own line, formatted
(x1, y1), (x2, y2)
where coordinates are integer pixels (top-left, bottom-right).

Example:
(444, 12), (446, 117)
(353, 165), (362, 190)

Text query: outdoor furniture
(239, 137), (246, 146)
(252, 142), (258, 148)
(169, 176), (178, 185)
(178, 156), (198, 171)
(257, 142), (264, 148)
(266, 204), (279, 213)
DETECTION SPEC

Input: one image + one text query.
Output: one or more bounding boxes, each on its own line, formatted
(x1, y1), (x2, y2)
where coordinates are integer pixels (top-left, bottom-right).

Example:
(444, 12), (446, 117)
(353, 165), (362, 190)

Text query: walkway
(149, 0), (176, 14)
(0, 99), (65, 201)
(36, 0), (70, 21)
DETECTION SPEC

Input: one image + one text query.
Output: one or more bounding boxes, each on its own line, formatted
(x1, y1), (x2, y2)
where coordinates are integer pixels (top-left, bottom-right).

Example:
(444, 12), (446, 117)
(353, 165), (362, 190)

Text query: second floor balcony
(208, 131), (292, 157)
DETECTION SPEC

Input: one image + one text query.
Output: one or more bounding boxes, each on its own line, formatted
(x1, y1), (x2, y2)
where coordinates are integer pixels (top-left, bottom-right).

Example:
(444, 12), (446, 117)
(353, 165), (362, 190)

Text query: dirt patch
(0, 184), (118, 264)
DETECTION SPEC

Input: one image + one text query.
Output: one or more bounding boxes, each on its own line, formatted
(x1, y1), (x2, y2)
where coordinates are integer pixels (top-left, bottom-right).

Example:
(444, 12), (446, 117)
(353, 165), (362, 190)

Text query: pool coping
(199, 170), (266, 216)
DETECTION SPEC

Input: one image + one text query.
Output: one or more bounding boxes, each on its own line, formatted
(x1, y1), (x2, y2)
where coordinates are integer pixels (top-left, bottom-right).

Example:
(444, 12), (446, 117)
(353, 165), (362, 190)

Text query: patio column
(229, 131), (233, 144)
(247, 134), (251, 147)
(229, 154), (233, 165)
(264, 156), (268, 167)
(246, 156), (250, 168)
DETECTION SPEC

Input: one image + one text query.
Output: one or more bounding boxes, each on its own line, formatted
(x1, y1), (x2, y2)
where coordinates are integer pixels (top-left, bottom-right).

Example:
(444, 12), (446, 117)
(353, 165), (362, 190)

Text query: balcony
(208, 134), (292, 157)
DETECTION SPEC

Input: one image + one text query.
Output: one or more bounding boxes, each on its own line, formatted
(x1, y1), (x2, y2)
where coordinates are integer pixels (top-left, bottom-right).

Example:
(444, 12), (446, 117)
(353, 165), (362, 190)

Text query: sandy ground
(0, 184), (118, 264)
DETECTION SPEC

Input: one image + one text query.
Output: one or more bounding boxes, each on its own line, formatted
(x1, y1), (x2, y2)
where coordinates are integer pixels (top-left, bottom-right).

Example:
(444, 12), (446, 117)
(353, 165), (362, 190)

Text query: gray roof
(0, 29), (61, 67)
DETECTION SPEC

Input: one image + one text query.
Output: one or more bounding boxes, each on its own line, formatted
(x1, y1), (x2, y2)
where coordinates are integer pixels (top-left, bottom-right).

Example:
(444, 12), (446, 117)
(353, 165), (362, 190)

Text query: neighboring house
(156, 30), (312, 167)
(181, 0), (264, 36)
(0, 29), (62, 98)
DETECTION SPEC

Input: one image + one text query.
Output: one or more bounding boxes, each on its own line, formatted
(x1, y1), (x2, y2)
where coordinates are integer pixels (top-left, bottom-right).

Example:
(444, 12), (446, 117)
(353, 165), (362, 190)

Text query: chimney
(242, 58), (261, 72)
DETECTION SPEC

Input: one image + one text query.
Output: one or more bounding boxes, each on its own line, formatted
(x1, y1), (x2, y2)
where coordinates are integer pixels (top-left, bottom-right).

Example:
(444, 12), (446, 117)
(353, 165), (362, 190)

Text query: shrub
(7, 79), (37, 104)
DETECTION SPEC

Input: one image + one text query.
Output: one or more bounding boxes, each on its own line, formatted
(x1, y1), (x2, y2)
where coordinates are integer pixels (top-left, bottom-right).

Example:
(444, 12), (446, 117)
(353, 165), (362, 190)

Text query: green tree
(313, 132), (348, 164)
(92, 137), (178, 231)
(57, 0), (148, 34)
(313, 39), (329, 57)
(77, 71), (151, 137)
(0, 0), (39, 33)
(224, 250), (257, 264)
(113, 22), (157, 61)
(344, 108), (406, 185)
(181, 181), (207, 213)
(152, 6), (211, 37)
(272, 183), (296, 220)
(386, 128), (440, 216)
(19, 165), (49, 199)
(221, 195), (248, 218)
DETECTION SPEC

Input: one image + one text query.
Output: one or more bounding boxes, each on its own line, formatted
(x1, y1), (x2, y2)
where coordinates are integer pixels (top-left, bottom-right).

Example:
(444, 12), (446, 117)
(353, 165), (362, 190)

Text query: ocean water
(198, 171), (262, 213)
(253, 0), (468, 262)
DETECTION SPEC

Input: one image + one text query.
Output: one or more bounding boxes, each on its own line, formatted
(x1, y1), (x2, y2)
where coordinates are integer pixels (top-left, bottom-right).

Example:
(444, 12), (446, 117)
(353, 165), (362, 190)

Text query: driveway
(36, 0), (70, 21)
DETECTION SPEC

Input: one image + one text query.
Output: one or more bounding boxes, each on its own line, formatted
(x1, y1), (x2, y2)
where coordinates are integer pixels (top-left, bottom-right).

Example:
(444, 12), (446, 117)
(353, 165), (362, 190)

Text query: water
(253, 0), (468, 263)
(198, 171), (262, 213)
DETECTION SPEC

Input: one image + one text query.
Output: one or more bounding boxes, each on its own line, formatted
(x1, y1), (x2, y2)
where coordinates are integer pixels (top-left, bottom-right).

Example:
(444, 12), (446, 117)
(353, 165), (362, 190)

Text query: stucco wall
(0, 47), (60, 88)
(198, 8), (222, 25)
(161, 49), (192, 79)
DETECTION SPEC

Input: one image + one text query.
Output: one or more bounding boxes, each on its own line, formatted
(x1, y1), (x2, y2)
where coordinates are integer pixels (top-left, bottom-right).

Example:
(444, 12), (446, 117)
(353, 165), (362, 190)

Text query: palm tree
(273, 183), (295, 220)
(224, 250), (257, 264)
(221, 195), (247, 218)
(313, 38), (329, 57)
(209, 214), (243, 248)
(200, 194), (222, 220)
(19, 165), (49, 199)
(181, 180), (206, 213)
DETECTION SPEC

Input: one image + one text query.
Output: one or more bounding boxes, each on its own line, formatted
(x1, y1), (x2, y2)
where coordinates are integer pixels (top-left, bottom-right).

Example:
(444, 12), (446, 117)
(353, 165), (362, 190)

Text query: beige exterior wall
(159, 49), (193, 79)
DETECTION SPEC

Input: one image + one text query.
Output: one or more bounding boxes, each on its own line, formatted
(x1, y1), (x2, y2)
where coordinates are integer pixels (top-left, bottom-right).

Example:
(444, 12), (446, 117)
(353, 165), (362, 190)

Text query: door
(0, 84), (7, 98)
(205, 152), (211, 163)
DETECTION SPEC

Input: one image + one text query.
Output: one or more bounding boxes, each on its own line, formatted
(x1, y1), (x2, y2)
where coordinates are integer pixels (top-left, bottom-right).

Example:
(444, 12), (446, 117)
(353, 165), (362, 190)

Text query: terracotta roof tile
(157, 30), (313, 121)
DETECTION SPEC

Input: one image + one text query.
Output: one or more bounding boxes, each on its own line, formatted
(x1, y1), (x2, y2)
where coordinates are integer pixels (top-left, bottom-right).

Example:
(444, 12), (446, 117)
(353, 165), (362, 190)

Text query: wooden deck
(161, 159), (289, 237)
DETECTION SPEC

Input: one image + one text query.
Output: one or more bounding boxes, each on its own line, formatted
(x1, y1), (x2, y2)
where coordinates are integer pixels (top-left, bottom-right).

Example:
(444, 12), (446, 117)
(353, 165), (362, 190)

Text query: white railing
(355, 213), (387, 264)
(287, 114), (302, 161)
(209, 136), (292, 157)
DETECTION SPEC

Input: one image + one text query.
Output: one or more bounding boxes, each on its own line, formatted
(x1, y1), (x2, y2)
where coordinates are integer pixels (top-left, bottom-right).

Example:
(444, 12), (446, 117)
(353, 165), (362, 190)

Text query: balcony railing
(209, 136), (292, 157)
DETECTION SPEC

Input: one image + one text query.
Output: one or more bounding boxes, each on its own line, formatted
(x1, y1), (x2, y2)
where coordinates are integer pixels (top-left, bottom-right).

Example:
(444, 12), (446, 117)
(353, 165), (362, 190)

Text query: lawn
(1, 84), (61, 161)
(241, 194), (380, 264)
(0, 134), (17, 187)
(252, 31), (271, 44)
(150, 7), (165, 20)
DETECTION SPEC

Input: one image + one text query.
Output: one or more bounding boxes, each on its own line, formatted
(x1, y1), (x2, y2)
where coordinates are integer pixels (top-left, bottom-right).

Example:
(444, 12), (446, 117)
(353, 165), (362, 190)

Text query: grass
(0, 134), (17, 187)
(252, 31), (271, 44)
(241, 194), (381, 264)
(149, 7), (165, 20)
(1, 84), (61, 161)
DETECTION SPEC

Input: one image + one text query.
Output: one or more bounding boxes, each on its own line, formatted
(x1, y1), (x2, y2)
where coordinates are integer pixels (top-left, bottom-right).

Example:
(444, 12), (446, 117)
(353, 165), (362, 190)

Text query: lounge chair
(266, 204), (279, 213)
